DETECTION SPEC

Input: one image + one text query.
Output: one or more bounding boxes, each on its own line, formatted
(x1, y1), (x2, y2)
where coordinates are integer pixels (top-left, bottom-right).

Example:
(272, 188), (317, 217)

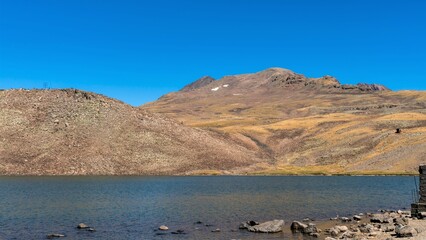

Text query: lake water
(0, 176), (417, 239)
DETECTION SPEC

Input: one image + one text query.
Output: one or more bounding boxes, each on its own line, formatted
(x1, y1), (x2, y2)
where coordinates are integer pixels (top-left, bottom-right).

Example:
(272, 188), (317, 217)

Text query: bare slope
(0, 89), (263, 175)
(143, 68), (426, 174)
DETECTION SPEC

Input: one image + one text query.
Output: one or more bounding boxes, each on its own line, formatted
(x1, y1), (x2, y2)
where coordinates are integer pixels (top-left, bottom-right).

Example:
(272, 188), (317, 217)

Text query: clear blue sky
(1, 0), (425, 106)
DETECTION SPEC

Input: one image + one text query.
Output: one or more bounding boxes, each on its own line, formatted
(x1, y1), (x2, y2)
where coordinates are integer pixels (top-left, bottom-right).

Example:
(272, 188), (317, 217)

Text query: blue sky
(0, 0), (425, 106)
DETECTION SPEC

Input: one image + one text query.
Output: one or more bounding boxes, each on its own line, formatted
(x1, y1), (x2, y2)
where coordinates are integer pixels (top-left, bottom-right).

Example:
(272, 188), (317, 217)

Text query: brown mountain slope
(143, 68), (426, 174)
(0, 89), (264, 175)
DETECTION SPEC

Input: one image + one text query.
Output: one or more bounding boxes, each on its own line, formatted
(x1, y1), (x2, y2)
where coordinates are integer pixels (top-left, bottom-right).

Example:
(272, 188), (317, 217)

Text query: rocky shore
(237, 209), (426, 239)
(283, 209), (425, 239)
(44, 210), (426, 239)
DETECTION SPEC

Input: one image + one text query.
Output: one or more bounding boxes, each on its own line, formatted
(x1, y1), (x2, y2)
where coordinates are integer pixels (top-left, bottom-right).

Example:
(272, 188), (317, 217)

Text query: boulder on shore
(248, 220), (285, 233)
(396, 225), (417, 237)
(291, 221), (319, 234)
(239, 220), (259, 229)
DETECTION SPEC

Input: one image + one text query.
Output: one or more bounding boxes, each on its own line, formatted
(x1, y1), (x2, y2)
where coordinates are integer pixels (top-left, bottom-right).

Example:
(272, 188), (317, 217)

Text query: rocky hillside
(143, 68), (426, 175)
(0, 89), (264, 175)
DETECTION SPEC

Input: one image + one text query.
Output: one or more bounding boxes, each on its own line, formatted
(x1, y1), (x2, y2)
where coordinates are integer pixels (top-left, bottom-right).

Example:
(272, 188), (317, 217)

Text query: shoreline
(0, 173), (419, 177)
(281, 209), (425, 239)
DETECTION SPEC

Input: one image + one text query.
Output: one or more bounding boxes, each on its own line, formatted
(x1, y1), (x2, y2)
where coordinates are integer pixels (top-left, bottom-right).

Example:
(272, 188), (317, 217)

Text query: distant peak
(259, 67), (295, 74)
(181, 76), (216, 92)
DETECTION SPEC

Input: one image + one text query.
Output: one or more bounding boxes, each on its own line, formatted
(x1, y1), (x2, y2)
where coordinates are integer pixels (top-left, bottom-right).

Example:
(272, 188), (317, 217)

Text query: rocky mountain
(180, 76), (216, 92)
(143, 68), (426, 175)
(0, 89), (263, 175)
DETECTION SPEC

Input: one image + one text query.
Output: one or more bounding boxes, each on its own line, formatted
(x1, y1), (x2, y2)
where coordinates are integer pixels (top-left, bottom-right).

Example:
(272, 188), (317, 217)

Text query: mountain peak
(181, 76), (215, 92)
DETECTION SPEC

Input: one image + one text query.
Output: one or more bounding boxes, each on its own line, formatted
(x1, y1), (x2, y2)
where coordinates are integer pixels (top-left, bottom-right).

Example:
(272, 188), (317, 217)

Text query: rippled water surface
(0, 176), (416, 239)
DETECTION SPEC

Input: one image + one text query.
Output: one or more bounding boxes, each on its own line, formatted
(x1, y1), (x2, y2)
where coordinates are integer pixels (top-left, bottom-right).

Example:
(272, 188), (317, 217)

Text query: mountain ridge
(143, 67), (426, 175)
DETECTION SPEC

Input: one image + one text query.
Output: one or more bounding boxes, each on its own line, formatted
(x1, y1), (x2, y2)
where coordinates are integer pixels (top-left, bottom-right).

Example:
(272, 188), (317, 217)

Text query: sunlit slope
(143, 68), (426, 174)
(0, 89), (264, 175)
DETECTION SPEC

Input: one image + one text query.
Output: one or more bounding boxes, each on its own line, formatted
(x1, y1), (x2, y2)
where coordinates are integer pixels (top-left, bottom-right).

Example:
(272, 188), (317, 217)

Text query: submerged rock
(248, 219), (285, 233)
(171, 229), (185, 235)
(46, 233), (65, 239)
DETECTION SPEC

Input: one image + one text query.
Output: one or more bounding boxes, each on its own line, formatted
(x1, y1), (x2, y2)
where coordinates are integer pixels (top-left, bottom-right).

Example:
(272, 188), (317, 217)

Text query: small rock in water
(302, 217), (312, 222)
(171, 229), (185, 235)
(46, 233), (65, 239)
(77, 223), (89, 229)
(158, 225), (169, 231)
(194, 221), (203, 224)
(87, 228), (96, 232)
(211, 228), (221, 232)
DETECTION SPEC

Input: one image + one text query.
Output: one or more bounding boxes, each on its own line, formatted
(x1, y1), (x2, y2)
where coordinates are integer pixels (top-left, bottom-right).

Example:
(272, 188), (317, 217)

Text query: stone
(329, 228), (339, 237)
(342, 231), (356, 238)
(77, 223), (89, 229)
(360, 224), (374, 233)
(310, 232), (320, 238)
(171, 229), (185, 235)
(336, 225), (348, 232)
(394, 217), (408, 225)
(211, 228), (221, 232)
(290, 221), (308, 232)
(340, 217), (351, 222)
(370, 214), (383, 223)
(247, 219), (285, 233)
(383, 225), (395, 232)
(304, 223), (318, 234)
(325, 238), (337, 240)
(158, 225), (169, 231)
(46, 234), (65, 239)
(353, 215), (362, 221)
(239, 220), (258, 229)
(396, 225), (418, 237)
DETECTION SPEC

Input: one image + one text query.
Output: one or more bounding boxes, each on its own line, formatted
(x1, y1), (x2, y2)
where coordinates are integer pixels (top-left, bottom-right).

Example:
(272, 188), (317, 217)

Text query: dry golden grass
(143, 69), (426, 175)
